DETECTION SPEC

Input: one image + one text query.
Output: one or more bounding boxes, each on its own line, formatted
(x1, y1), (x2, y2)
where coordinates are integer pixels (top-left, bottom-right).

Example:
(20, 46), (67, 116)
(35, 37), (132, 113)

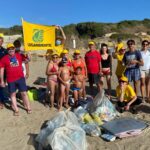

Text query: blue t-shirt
(123, 50), (142, 69)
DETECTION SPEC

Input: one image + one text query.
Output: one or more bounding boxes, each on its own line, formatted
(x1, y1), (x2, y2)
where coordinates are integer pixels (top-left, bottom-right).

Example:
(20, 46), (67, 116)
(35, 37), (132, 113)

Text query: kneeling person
(116, 76), (142, 113)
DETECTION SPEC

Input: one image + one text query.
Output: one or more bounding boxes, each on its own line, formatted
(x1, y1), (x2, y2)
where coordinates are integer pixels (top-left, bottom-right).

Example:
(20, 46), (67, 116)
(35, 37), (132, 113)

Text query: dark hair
(127, 39), (135, 45)
(76, 66), (82, 70)
(13, 40), (21, 48)
(100, 43), (109, 54)
(142, 40), (149, 45)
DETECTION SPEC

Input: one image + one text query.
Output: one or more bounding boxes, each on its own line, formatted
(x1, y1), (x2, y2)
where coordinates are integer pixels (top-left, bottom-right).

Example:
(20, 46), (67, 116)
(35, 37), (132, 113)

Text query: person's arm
(58, 68), (66, 85)
(25, 63), (29, 79)
(58, 26), (66, 41)
(125, 96), (137, 110)
(109, 55), (112, 75)
(0, 67), (5, 87)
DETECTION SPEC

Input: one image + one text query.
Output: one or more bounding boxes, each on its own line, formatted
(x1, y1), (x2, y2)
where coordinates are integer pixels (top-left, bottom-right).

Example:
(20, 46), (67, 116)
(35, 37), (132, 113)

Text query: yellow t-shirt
(116, 84), (136, 102)
(115, 53), (126, 77)
(116, 43), (124, 52)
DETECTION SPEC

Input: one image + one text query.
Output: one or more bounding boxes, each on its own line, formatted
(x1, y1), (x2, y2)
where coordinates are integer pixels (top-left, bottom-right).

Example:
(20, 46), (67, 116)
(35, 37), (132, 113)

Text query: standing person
(115, 37), (124, 52)
(0, 43), (31, 116)
(13, 40), (30, 78)
(113, 48), (126, 80)
(85, 41), (102, 96)
(46, 52), (59, 108)
(72, 50), (87, 99)
(116, 76), (142, 113)
(100, 44), (112, 98)
(140, 40), (150, 102)
(61, 49), (72, 67)
(0, 37), (8, 109)
(122, 40), (144, 95)
(58, 57), (72, 111)
(72, 67), (85, 106)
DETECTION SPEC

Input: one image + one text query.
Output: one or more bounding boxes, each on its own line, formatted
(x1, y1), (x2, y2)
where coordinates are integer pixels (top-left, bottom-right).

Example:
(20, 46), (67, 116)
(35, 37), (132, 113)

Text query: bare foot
(0, 103), (4, 109)
(64, 103), (70, 109)
(26, 109), (32, 114)
(58, 106), (63, 112)
(13, 110), (19, 116)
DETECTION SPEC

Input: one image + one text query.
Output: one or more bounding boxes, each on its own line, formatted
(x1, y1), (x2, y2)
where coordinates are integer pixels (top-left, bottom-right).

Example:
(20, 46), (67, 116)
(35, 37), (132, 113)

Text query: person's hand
(130, 60), (137, 65)
(125, 104), (130, 111)
(99, 71), (103, 76)
(0, 81), (5, 87)
(55, 25), (60, 29)
(25, 73), (29, 79)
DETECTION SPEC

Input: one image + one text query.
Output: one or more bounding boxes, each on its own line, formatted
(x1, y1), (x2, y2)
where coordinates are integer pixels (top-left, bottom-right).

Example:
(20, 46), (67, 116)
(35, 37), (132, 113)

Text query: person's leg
(10, 92), (19, 114)
(0, 87), (5, 109)
(17, 77), (31, 113)
(88, 73), (94, 96)
(145, 76), (150, 99)
(48, 80), (56, 108)
(64, 83), (70, 108)
(58, 84), (65, 111)
(134, 80), (140, 96)
(82, 80), (86, 99)
(73, 90), (78, 107)
(106, 75), (111, 98)
(20, 91), (31, 113)
(140, 77), (145, 100)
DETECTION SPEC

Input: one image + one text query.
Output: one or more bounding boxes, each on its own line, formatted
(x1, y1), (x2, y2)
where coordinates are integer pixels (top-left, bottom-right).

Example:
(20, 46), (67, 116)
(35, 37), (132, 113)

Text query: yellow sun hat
(7, 43), (15, 49)
(62, 49), (69, 54)
(51, 52), (59, 56)
(119, 76), (128, 82)
(74, 49), (80, 54)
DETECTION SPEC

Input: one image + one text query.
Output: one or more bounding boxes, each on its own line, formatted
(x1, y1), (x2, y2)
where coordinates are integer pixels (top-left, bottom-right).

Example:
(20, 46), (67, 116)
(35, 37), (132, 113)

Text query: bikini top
(50, 64), (57, 72)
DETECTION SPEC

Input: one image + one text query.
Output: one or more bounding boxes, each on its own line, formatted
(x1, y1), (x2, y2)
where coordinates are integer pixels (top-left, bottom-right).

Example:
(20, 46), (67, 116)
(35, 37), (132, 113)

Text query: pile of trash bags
(36, 111), (88, 150)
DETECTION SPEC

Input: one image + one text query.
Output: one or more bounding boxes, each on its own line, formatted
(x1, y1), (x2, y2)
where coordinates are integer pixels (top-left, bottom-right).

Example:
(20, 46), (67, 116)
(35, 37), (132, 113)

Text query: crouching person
(116, 76), (142, 113)
(0, 43), (31, 116)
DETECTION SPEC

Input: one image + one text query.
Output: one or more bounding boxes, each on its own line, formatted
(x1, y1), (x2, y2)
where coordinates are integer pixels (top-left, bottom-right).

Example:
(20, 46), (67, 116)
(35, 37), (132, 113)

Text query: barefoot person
(140, 40), (150, 102)
(46, 52), (59, 108)
(100, 43), (112, 98)
(72, 67), (85, 106)
(72, 50), (87, 99)
(116, 76), (142, 113)
(58, 57), (72, 110)
(122, 40), (144, 95)
(85, 41), (102, 96)
(0, 43), (31, 116)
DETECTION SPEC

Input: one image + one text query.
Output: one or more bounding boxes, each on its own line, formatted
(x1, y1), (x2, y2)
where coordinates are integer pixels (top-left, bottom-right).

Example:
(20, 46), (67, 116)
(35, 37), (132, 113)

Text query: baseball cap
(88, 41), (95, 45)
(7, 43), (15, 49)
(62, 49), (68, 54)
(119, 76), (128, 82)
(74, 50), (80, 54)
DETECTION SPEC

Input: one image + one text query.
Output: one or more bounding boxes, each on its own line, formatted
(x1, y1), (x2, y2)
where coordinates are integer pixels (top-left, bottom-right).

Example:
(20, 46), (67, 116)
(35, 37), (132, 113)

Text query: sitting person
(116, 76), (142, 113)
(72, 67), (85, 107)
(58, 57), (72, 111)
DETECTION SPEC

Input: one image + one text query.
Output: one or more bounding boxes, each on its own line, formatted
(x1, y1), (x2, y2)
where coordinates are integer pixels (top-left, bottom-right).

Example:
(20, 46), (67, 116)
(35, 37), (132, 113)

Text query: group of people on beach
(0, 26), (150, 115)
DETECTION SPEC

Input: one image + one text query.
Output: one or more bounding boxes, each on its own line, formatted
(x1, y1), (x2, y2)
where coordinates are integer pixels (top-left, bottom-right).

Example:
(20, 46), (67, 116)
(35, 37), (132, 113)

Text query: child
(72, 67), (85, 106)
(58, 57), (72, 111)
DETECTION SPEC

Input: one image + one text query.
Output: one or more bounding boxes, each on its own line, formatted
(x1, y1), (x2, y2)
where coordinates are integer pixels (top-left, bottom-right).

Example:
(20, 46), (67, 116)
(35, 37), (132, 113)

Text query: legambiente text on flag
(22, 19), (56, 51)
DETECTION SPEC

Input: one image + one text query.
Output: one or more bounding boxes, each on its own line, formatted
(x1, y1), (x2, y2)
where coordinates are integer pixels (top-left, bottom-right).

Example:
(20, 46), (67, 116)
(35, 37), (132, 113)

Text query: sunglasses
(52, 57), (58, 59)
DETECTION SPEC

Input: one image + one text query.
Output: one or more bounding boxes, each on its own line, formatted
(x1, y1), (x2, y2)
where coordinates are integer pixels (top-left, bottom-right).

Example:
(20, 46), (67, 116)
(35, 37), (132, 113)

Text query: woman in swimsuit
(46, 52), (59, 108)
(100, 43), (112, 98)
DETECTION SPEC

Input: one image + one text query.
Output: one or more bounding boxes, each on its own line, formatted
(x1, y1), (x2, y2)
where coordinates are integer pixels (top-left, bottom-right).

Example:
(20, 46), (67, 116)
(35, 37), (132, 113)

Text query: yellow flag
(22, 19), (56, 51)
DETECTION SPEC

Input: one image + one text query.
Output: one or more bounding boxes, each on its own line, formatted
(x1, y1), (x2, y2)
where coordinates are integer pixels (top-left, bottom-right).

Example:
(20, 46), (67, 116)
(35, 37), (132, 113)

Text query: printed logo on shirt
(10, 57), (19, 67)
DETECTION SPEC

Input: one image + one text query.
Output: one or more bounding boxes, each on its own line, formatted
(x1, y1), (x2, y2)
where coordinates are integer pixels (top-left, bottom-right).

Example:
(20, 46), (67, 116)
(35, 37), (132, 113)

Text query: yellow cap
(88, 41), (95, 45)
(51, 52), (59, 56)
(74, 50), (80, 54)
(119, 76), (128, 82)
(7, 43), (15, 49)
(62, 49), (68, 54)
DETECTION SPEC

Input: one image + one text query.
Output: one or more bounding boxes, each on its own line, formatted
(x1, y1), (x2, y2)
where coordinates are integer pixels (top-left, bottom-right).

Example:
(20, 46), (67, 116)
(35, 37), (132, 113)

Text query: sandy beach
(0, 53), (150, 150)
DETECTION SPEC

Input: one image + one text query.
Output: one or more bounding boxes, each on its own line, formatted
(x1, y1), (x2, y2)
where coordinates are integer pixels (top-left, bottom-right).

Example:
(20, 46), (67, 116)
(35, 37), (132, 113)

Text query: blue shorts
(8, 77), (27, 93)
(124, 68), (141, 82)
(71, 87), (81, 91)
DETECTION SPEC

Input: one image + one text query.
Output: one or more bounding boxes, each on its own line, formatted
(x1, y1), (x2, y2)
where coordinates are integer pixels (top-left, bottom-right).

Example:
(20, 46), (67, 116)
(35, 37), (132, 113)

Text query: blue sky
(0, 0), (150, 27)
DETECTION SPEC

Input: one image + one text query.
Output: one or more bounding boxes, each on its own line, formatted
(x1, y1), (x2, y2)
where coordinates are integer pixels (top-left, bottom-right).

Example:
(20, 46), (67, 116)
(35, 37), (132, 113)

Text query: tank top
(101, 55), (111, 68)
(72, 58), (86, 76)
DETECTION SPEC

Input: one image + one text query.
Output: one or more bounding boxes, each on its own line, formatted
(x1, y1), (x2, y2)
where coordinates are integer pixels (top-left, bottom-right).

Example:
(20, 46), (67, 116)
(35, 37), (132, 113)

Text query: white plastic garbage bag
(36, 111), (87, 150)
